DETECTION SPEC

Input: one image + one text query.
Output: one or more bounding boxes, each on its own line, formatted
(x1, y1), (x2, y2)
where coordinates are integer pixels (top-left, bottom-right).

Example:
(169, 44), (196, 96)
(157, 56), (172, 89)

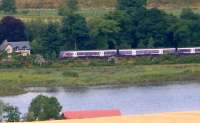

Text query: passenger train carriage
(59, 47), (200, 59)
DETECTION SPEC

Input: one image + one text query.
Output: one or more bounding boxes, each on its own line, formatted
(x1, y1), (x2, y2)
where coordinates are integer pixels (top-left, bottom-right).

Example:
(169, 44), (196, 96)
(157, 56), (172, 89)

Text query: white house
(0, 40), (31, 56)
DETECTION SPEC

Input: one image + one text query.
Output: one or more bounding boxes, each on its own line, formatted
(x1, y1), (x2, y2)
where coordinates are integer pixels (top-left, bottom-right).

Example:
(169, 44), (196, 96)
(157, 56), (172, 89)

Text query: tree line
(0, 0), (200, 59)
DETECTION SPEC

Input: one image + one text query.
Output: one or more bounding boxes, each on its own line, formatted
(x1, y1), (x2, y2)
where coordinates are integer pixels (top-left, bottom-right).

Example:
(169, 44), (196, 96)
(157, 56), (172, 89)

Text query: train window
(136, 50), (159, 55)
(163, 49), (191, 54)
(163, 50), (176, 54)
(63, 52), (74, 57)
(77, 52), (100, 56)
(177, 49), (191, 53)
(119, 51), (132, 56)
(104, 51), (116, 56)
(195, 49), (200, 53)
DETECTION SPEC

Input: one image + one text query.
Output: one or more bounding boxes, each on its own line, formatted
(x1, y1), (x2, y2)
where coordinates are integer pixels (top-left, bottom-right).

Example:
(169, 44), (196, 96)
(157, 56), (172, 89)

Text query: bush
(3, 104), (21, 122)
(62, 70), (79, 77)
(35, 69), (52, 74)
(131, 54), (200, 65)
(89, 59), (116, 66)
(28, 95), (62, 121)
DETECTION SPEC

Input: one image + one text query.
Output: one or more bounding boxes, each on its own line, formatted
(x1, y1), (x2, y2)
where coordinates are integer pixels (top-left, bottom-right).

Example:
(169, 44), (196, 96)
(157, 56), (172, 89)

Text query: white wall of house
(5, 45), (13, 54)
(5, 45), (31, 56)
(21, 50), (31, 56)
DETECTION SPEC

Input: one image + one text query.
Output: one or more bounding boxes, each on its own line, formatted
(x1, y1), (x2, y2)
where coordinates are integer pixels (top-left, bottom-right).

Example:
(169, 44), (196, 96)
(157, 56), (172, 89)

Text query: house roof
(62, 109), (121, 119)
(0, 40), (7, 51)
(0, 40), (31, 51)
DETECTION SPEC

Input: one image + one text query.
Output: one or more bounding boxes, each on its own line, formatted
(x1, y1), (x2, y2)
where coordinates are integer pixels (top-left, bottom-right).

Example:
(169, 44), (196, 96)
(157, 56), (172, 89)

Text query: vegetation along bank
(1, 55), (200, 96)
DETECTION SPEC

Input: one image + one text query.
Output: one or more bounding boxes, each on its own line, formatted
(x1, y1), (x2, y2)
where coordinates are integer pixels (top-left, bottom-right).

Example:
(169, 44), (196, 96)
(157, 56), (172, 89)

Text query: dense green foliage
(25, 0), (200, 58)
(28, 95), (62, 121)
(0, 16), (27, 44)
(0, 0), (16, 14)
(0, 102), (21, 122)
(3, 104), (21, 122)
(61, 13), (90, 50)
(0, 100), (3, 122)
(0, 0), (200, 58)
(0, 96), (62, 122)
(58, 0), (79, 16)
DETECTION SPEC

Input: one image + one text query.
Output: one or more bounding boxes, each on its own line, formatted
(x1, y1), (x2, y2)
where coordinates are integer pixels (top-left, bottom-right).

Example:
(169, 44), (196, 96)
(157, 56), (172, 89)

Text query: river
(1, 83), (200, 115)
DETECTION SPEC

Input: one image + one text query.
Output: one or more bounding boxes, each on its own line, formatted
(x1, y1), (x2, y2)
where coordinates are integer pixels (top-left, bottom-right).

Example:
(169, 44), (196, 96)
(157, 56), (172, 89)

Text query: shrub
(62, 70), (79, 77)
(28, 95), (62, 121)
(35, 69), (52, 74)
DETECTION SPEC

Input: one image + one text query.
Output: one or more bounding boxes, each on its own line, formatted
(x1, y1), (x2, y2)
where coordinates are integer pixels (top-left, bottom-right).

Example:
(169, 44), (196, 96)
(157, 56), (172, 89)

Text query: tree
(0, 0), (16, 14)
(3, 104), (21, 122)
(40, 23), (62, 59)
(166, 17), (190, 51)
(0, 16), (27, 43)
(88, 18), (120, 49)
(117, 0), (147, 12)
(58, 0), (78, 16)
(180, 8), (200, 21)
(0, 100), (4, 122)
(61, 13), (89, 50)
(28, 95), (62, 121)
(105, 11), (132, 49)
(135, 8), (169, 48)
(67, 0), (78, 12)
(115, 0), (149, 48)
(0, 101), (21, 122)
(26, 20), (48, 54)
(180, 9), (200, 46)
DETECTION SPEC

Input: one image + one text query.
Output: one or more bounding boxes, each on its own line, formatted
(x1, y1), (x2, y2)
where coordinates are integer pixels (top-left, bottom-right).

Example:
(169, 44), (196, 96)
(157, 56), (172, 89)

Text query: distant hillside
(15, 0), (200, 10)
(5, 0), (200, 23)
(15, 0), (116, 9)
(148, 0), (200, 9)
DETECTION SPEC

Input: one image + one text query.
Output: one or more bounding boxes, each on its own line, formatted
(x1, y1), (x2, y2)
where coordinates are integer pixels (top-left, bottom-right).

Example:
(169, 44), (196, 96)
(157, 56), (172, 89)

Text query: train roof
(60, 47), (200, 53)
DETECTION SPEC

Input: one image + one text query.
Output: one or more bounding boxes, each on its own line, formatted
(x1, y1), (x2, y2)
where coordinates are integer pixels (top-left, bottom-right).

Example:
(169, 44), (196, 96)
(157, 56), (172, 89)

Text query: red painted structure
(62, 109), (121, 119)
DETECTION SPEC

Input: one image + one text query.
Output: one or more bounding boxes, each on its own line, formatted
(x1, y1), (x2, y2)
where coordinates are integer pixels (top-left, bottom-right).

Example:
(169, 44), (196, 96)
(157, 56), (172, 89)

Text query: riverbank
(1, 63), (200, 96)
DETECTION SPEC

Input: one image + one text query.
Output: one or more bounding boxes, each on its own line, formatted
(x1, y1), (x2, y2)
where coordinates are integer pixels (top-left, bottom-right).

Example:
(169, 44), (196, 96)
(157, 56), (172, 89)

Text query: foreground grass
(0, 63), (200, 96)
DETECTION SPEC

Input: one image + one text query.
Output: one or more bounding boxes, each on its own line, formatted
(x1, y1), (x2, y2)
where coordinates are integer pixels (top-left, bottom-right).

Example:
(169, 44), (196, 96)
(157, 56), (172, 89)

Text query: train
(59, 47), (200, 59)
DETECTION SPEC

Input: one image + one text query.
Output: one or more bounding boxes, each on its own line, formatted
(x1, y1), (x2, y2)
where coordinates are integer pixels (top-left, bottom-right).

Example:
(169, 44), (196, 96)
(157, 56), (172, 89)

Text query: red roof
(62, 109), (121, 119)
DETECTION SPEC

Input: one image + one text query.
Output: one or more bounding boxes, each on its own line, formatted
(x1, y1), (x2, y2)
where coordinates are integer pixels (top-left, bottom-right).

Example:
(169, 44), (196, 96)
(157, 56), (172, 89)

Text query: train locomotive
(59, 47), (200, 59)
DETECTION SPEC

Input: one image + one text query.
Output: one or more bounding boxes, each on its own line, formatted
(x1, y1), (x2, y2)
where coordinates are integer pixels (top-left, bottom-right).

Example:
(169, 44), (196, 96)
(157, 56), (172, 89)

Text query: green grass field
(1, 63), (200, 96)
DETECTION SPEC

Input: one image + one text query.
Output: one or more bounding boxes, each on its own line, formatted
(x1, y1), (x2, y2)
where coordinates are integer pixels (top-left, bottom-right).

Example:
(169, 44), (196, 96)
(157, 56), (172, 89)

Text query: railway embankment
(1, 54), (200, 96)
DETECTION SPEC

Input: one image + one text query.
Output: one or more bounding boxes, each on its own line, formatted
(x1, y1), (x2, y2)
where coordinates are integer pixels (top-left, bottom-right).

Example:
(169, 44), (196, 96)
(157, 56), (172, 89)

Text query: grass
(17, 9), (58, 16)
(0, 0), (199, 22)
(0, 54), (200, 95)
(1, 63), (200, 96)
(15, 0), (116, 9)
(0, 8), (113, 22)
(78, 9), (113, 18)
(14, 0), (200, 10)
(162, 8), (200, 15)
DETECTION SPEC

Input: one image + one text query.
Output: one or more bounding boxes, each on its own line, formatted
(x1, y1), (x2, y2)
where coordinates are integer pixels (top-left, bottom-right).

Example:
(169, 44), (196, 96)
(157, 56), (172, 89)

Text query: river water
(1, 83), (200, 115)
